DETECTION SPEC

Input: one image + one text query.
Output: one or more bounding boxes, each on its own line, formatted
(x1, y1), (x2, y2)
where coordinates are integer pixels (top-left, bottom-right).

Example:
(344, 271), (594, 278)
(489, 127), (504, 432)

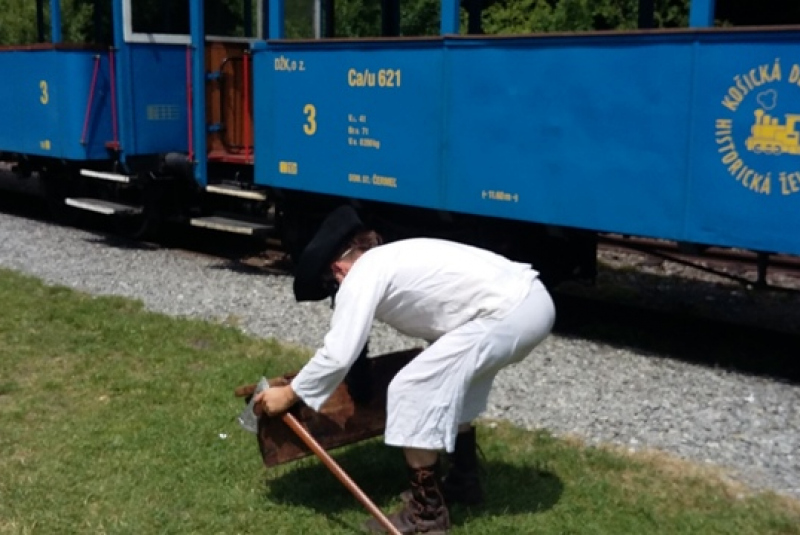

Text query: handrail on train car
(190, 0), (208, 186)
(80, 55), (102, 146)
(186, 47), (195, 163)
(107, 48), (120, 151)
(243, 50), (254, 160)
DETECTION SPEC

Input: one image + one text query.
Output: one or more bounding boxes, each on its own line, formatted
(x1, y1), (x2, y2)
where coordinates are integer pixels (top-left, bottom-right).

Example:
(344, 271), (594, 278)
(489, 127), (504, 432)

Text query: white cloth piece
(291, 238), (539, 409)
(384, 279), (555, 452)
(290, 238), (552, 451)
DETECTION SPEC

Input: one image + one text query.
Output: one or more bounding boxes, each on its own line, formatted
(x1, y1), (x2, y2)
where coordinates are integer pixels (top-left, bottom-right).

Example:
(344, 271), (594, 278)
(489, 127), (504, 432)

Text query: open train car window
(123, 0), (263, 44)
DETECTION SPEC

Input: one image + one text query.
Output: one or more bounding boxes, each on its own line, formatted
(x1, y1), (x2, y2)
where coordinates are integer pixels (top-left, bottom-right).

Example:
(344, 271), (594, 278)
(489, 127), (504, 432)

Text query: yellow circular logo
(715, 59), (800, 197)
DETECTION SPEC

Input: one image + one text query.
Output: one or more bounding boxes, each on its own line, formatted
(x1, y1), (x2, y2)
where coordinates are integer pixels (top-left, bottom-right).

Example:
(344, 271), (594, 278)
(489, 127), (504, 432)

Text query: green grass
(0, 268), (798, 534)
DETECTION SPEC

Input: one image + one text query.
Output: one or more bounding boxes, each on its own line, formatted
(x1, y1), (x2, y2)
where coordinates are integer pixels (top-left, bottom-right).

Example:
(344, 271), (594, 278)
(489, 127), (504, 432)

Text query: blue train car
(0, 0), (272, 237)
(0, 46), (112, 161)
(0, 43), (188, 164)
(2, 0), (797, 286)
(0, 0), (193, 230)
(445, 31), (800, 257)
(106, 43), (190, 160)
(253, 8), (800, 258)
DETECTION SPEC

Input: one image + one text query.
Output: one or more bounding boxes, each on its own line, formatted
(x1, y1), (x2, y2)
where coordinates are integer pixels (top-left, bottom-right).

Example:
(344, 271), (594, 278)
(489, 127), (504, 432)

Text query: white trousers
(383, 279), (555, 453)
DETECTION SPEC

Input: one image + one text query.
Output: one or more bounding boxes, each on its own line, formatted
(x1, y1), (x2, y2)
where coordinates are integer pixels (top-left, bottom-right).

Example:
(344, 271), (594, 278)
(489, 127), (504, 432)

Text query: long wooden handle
(281, 411), (401, 535)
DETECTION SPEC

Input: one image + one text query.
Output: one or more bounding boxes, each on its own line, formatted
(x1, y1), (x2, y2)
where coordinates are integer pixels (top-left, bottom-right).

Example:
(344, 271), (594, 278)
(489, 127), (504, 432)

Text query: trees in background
(481, 0), (690, 34)
(0, 0), (93, 44)
(0, 0), (797, 46)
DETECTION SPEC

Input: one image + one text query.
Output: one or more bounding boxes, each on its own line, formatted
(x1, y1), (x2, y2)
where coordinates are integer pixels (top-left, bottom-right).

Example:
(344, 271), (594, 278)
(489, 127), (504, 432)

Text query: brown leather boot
(441, 426), (484, 506)
(363, 463), (451, 534)
(400, 427), (484, 506)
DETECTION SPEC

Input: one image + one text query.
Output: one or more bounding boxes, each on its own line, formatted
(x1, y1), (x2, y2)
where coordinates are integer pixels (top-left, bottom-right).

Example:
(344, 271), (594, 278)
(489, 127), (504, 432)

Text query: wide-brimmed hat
(292, 205), (364, 302)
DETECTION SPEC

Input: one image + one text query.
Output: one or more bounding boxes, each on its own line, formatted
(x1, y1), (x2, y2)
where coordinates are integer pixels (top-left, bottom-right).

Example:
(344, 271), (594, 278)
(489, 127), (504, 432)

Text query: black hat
(293, 205), (364, 302)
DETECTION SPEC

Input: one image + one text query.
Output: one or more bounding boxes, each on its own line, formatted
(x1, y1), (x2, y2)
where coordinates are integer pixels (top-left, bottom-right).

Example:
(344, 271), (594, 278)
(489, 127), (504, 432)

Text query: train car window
(281, 0), (412, 40)
(0, 0), (97, 45)
(289, 0), (796, 39)
(284, 0), (317, 38)
(477, 0), (800, 34)
(129, 0), (190, 36)
(480, 0), (689, 34)
(716, 0), (800, 26)
(329, 0), (441, 37)
(125, 0), (261, 43)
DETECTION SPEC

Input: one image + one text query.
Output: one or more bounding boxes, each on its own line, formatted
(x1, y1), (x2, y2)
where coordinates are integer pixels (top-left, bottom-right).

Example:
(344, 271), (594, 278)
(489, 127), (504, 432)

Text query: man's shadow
(263, 438), (563, 529)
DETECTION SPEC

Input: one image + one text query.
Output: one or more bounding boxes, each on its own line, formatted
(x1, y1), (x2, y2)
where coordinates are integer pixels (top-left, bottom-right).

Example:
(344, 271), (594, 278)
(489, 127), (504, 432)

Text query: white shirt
(291, 238), (539, 410)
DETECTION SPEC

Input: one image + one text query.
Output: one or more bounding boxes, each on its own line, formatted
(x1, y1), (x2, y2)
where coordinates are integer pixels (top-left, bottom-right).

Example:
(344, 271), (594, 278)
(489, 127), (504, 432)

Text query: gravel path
(1, 209), (798, 501)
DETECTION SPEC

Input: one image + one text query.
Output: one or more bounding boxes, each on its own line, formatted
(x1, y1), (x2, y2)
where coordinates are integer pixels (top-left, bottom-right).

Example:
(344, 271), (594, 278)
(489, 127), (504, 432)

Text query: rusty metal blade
(235, 348), (420, 467)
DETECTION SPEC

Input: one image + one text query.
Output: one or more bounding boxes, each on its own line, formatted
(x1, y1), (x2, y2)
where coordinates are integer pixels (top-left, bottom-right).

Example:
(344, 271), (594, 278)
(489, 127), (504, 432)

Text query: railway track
(3, 164), (800, 290)
(1, 167), (798, 349)
(599, 234), (800, 291)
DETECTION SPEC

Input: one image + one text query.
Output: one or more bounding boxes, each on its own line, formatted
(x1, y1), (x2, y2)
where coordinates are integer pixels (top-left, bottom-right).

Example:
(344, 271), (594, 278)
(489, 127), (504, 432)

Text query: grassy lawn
(0, 268), (798, 534)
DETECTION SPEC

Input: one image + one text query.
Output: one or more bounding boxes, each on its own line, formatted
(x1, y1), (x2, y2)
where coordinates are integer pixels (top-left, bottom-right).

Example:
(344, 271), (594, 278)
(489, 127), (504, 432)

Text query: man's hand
(254, 385), (299, 417)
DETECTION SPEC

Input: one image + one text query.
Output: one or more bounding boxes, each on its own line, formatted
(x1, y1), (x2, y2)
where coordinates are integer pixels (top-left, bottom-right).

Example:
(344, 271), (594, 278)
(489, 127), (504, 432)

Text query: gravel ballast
(1, 209), (798, 501)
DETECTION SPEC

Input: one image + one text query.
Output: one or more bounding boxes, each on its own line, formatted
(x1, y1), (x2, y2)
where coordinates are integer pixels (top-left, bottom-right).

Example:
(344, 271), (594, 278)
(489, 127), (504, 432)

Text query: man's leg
(372, 280), (554, 529)
(439, 279), (556, 506)
(404, 448), (438, 468)
(440, 424), (484, 505)
(365, 324), (485, 534)
(401, 424), (484, 507)
(363, 447), (449, 534)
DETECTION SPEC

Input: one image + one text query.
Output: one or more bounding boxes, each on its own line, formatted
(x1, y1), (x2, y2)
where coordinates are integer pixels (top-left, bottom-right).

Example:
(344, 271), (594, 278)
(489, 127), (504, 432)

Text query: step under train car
(250, 0), (800, 280)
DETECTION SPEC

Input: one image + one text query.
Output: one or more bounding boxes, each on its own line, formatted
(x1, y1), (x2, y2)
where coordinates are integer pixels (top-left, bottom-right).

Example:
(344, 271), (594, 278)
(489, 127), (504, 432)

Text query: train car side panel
(253, 42), (445, 209)
(443, 35), (694, 239)
(0, 49), (112, 160)
(252, 31), (800, 258)
(125, 45), (190, 156)
(687, 33), (800, 255)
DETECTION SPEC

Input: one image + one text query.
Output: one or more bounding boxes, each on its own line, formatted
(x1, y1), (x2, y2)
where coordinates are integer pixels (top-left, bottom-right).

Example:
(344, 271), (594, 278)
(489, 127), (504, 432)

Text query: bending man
(255, 205), (555, 534)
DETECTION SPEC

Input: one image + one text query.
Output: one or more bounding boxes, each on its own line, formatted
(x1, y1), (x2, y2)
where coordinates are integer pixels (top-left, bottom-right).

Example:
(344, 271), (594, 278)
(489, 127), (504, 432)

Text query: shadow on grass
(263, 439), (563, 530)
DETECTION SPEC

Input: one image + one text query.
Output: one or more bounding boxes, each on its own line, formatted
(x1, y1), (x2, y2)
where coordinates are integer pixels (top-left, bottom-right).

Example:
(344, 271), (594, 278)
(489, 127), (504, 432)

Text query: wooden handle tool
(241, 377), (400, 535)
(279, 410), (402, 535)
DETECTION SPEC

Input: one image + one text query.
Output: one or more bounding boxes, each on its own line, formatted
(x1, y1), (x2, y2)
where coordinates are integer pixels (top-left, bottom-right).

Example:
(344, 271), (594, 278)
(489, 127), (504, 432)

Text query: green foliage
(481, 0), (690, 35)
(334, 0), (382, 37)
(400, 0), (441, 36)
(331, 0), (691, 37)
(0, 0), (94, 45)
(5, 0), (800, 46)
(0, 0), (38, 44)
(285, 0), (317, 38)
